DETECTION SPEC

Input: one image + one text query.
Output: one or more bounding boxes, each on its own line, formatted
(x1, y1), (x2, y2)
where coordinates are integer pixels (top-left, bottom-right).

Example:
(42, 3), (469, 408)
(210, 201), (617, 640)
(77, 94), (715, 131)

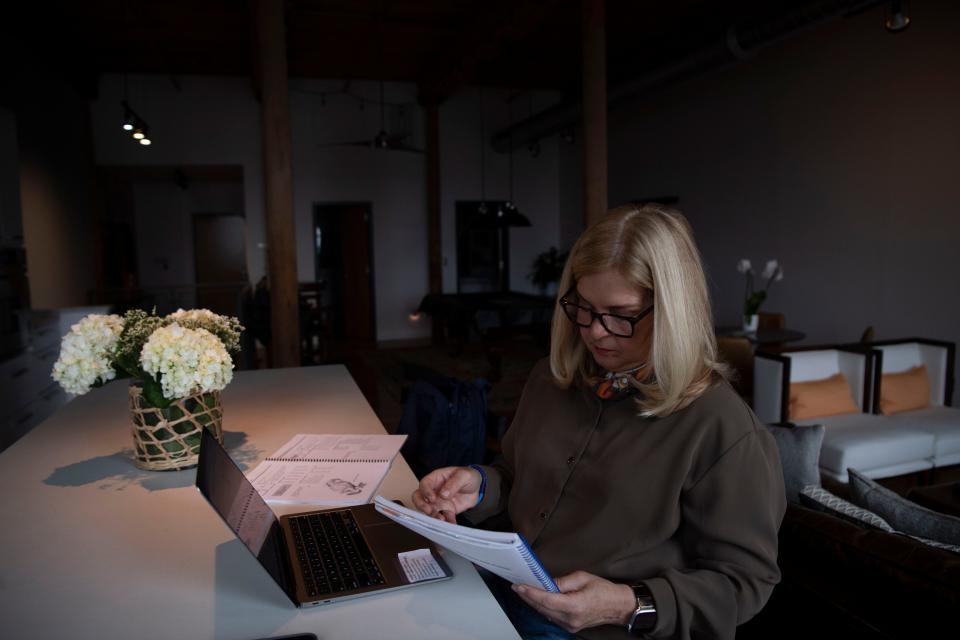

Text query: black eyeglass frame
(558, 287), (654, 338)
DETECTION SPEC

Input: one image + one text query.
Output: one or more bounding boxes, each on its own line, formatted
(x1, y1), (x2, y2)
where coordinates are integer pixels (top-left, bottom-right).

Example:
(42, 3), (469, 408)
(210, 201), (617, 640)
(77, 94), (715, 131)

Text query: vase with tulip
(737, 259), (784, 332)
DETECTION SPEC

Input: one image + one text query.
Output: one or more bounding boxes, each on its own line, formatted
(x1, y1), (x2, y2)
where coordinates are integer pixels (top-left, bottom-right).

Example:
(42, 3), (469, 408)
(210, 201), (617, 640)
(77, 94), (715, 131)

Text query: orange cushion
(788, 373), (859, 421)
(879, 365), (931, 415)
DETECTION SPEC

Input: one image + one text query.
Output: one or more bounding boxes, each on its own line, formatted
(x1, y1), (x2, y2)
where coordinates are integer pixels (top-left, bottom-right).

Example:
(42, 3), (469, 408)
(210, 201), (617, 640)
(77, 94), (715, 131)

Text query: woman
(413, 204), (785, 640)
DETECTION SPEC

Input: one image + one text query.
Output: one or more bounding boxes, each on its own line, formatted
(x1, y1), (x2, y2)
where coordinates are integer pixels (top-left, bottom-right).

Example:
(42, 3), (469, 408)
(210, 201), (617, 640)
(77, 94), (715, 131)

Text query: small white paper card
(398, 549), (445, 583)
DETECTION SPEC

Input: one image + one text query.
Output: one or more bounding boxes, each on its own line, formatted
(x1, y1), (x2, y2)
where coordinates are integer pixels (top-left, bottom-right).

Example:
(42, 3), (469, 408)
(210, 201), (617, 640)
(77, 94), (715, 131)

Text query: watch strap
(626, 582), (657, 635)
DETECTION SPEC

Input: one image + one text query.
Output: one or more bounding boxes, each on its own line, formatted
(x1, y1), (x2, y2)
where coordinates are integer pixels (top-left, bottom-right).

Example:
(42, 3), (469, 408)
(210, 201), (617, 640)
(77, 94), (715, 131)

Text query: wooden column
(581, 0), (608, 227)
(424, 99), (443, 341)
(254, 0), (300, 367)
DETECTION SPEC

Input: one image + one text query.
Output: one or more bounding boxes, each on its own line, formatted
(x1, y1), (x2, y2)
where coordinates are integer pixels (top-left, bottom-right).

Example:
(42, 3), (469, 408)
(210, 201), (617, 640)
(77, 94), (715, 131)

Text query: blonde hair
(549, 204), (729, 416)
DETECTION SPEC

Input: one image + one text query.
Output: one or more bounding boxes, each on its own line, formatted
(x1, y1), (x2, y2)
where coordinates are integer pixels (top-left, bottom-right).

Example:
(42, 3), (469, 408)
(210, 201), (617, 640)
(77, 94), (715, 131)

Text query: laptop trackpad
(363, 521), (452, 584)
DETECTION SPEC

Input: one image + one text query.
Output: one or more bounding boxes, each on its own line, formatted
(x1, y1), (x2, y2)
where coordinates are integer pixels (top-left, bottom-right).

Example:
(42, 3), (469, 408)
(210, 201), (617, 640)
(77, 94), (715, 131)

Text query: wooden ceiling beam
(419, 0), (565, 103)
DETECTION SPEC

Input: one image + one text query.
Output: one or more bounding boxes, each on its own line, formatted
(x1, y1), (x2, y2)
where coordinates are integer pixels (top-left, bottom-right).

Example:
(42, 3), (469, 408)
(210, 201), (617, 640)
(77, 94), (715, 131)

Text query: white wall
(439, 88), (563, 294)
(91, 75), (265, 284)
(288, 79), (429, 341)
(557, 1), (960, 402)
(91, 76), (565, 342)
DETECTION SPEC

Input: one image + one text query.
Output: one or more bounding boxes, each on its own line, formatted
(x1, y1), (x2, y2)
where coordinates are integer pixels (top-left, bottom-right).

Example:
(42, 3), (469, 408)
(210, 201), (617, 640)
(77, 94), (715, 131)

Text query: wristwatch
(625, 582), (657, 636)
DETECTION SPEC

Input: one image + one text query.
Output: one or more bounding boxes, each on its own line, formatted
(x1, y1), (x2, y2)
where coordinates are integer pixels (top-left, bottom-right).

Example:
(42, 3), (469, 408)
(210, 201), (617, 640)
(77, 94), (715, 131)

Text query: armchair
(870, 339), (960, 468)
(755, 347), (935, 483)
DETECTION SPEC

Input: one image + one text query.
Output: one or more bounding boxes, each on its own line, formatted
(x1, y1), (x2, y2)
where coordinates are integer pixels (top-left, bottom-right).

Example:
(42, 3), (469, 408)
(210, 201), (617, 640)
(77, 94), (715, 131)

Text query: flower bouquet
(737, 259), (784, 331)
(52, 308), (243, 470)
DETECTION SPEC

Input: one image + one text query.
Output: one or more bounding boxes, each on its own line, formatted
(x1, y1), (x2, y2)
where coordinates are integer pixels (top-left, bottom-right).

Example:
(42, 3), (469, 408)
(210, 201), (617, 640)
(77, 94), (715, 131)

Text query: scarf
(595, 365), (646, 400)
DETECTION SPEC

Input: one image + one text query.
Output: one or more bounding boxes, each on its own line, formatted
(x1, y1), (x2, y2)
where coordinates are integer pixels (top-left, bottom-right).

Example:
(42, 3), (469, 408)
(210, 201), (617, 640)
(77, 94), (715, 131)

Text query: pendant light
(499, 93), (531, 228)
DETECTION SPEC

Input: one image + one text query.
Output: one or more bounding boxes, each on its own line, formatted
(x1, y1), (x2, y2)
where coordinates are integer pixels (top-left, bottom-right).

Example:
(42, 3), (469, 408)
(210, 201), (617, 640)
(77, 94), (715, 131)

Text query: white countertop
(0, 365), (520, 640)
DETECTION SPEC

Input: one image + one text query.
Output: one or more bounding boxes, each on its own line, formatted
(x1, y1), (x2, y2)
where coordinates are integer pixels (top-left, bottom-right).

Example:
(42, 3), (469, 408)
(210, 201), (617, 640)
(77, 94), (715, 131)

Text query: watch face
(628, 584), (657, 634)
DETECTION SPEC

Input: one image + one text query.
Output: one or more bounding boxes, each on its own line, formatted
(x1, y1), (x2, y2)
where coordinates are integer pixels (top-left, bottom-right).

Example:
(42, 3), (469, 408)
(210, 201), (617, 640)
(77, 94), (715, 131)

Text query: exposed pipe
(490, 0), (886, 153)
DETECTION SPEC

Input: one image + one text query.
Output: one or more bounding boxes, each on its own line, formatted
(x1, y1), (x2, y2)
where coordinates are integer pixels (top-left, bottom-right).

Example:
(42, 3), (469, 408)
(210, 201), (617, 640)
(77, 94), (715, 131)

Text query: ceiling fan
(316, 80), (424, 154)
(317, 4), (423, 155)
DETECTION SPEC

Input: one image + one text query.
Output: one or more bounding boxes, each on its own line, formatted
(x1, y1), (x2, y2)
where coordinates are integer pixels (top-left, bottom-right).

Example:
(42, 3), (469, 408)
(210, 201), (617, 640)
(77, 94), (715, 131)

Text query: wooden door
(193, 213), (247, 317)
(314, 203), (375, 345)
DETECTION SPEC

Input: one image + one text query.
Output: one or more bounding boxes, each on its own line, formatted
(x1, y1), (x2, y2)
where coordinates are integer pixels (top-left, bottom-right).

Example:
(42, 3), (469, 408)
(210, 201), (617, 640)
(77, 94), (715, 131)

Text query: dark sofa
(737, 501), (960, 639)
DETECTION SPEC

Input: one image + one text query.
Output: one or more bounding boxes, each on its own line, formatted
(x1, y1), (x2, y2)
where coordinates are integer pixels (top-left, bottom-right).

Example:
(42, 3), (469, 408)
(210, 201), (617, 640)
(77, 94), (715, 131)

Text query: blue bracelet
(468, 464), (487, 507)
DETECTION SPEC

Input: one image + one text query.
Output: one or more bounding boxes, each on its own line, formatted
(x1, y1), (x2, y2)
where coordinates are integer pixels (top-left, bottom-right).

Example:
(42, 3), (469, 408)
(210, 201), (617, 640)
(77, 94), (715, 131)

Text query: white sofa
(754, 347), (938, 483)
(870, 339), (960, 468)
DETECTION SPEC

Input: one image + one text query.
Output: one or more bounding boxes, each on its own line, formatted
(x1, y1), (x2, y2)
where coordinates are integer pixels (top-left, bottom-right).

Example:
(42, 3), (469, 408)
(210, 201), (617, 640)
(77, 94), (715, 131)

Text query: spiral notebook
(373, 495), (560, 592)
(247, 433), (407, 505)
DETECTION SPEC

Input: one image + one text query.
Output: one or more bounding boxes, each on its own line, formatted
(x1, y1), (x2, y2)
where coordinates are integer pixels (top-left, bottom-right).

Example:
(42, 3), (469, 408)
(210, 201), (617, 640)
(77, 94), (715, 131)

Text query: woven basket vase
(129, 385), (223, 471)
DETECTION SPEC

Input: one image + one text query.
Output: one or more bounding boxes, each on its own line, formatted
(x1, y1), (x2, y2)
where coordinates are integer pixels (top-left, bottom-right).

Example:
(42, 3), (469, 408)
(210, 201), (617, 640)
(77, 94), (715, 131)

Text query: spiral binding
(517, 534), (560, 593)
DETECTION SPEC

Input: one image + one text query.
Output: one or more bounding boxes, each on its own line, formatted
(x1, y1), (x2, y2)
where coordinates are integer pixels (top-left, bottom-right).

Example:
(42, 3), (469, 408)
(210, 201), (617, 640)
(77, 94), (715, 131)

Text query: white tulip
(762, 260), (780, 280)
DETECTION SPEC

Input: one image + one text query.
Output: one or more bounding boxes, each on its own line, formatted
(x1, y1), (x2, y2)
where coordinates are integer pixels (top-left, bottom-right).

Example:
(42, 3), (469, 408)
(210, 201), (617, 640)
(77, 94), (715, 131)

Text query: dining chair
(717, 335), (754, 401)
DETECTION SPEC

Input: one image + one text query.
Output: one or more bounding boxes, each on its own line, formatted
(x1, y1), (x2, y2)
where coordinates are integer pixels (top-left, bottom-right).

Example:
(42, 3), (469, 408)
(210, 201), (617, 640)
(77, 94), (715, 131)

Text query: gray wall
(559, 1), (959, 402)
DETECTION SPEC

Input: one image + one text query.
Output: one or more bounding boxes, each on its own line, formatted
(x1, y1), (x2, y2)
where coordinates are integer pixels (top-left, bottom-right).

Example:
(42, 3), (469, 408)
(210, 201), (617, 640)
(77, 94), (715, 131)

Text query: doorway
(92, 165), (246, 316)
(193, 213), (247, 317)
(313, 203), (376, 348)
(456, 200), (511, 293)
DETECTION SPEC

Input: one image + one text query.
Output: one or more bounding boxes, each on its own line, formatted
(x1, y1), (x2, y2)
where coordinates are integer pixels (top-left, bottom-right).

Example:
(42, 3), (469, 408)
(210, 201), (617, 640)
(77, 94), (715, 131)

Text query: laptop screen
(196, 428), (297, 602)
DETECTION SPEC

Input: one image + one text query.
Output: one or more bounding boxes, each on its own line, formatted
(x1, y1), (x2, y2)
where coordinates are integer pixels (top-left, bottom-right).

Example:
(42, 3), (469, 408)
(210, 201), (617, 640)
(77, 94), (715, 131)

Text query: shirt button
(539, 510), (547, 519)
(566, 456), (576, 464)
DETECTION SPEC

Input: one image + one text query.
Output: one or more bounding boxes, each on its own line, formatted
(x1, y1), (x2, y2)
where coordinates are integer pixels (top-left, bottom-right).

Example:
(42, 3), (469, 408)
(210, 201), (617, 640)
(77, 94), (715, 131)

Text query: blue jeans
(477, 568), (579, 640)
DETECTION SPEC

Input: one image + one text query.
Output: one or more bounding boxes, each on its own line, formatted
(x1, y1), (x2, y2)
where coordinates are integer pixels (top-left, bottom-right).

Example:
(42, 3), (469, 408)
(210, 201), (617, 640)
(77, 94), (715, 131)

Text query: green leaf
(141, 376), (171, 409)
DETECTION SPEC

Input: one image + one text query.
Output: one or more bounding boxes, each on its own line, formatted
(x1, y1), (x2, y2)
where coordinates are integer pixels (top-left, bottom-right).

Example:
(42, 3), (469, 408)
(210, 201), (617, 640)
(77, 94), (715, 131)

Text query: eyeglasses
(558, 287), (654, 338)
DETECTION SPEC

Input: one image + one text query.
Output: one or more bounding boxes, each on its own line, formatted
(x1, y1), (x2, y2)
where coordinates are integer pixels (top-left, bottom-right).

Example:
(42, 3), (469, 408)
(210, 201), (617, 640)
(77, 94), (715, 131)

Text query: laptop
(196, 427), (452, 607)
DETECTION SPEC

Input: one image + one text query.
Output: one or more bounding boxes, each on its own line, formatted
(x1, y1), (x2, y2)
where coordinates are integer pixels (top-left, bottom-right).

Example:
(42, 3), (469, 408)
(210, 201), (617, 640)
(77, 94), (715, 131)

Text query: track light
(120, 100), (152, 147)
(121, 101), (135, 131)
(885, 0), (911, 32)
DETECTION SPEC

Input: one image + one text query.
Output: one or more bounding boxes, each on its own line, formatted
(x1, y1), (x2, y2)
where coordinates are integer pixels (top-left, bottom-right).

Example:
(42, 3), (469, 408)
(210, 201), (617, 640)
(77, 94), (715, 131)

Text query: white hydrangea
(167, 308), (220, 324)
(51, 314), (124, 395)
(140, 323), (234, 400)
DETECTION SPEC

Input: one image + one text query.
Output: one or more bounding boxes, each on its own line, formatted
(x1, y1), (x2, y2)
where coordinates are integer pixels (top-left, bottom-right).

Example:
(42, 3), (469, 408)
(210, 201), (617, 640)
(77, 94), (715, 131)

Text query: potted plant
(528, 246), (568, 296)
(737, 259), (784, 332)
(52, 308), (243, 470)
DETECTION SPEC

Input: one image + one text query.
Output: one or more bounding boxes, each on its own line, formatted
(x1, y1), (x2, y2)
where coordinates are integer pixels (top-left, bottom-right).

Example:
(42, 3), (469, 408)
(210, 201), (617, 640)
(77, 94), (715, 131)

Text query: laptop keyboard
(289, 510), (386, 598)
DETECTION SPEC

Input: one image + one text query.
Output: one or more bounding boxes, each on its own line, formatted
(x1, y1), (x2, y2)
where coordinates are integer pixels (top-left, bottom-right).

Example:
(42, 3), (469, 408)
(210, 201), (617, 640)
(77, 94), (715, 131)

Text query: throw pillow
(788, 373), (859, 421)
(799, 485), (894, 532)
(879, 365), (931, 415)
(767, 423), (825, 504)
(847, 468), (960, 546)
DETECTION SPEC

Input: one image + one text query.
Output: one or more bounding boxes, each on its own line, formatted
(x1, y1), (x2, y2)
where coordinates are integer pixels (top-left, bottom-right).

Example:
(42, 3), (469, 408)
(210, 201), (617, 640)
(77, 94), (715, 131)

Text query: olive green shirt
(468, 360), (786, 640)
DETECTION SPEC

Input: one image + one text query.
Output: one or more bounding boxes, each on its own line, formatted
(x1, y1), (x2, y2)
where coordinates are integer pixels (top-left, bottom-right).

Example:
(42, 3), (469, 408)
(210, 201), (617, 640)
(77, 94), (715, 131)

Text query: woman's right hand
(411, 466), (483, 524)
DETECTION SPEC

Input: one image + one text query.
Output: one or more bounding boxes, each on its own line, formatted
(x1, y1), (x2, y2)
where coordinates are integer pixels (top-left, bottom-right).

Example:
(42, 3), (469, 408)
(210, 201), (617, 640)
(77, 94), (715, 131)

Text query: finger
(512, 584), (569, 612)
(417, 469), (450, 503)
(513, 587), (572, 630)
(411, 489), (434, 515)
(555, 571), (594, 593)
(436, 508), (457, 524)
(437, 467), (476, 499)
(432, 496), (462, 521)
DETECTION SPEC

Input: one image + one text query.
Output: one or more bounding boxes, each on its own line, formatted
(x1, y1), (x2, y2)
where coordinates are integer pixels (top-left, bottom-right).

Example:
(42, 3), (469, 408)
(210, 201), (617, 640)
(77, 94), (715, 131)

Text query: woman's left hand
(512, 571), (637, 633)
